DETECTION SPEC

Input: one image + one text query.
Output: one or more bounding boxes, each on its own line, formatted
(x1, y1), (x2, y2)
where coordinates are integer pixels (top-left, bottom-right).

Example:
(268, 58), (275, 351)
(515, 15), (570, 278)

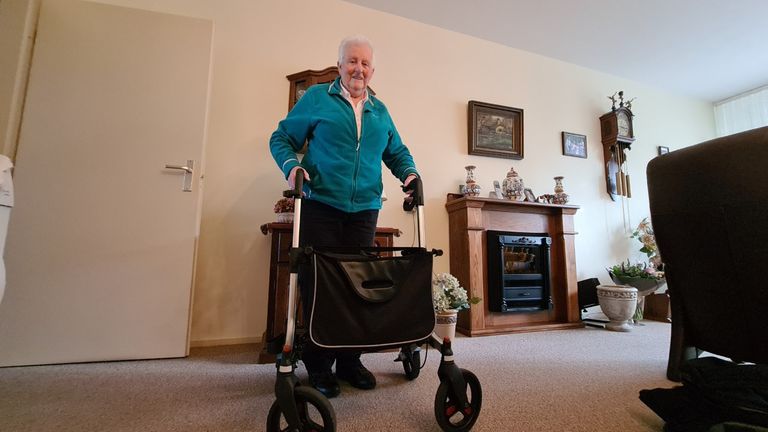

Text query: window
(714, 85), (768, 137)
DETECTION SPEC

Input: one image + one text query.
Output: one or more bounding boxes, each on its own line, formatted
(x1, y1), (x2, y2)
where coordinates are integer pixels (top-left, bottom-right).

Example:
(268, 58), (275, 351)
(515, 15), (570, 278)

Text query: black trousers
(298, 199), (378, 373)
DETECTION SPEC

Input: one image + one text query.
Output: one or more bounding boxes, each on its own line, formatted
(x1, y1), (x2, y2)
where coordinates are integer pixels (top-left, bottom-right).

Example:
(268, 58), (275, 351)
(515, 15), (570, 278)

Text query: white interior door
(0, 0), (213, 366)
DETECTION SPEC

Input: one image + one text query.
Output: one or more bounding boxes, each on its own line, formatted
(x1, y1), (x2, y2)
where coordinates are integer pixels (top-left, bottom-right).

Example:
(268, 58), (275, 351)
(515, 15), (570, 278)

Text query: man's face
(338, 43), (374, 99)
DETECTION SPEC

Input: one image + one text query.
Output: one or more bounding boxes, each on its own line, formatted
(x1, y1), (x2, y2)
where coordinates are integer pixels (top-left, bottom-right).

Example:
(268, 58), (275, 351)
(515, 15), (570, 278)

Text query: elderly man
(269, 35), (419, 398)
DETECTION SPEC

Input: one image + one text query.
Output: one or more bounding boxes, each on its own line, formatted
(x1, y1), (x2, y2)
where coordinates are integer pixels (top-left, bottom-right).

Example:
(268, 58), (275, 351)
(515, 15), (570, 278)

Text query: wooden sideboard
(643, 292), (671, 322)
(445, 194), (583, 335)
(258, 223), (400, 363)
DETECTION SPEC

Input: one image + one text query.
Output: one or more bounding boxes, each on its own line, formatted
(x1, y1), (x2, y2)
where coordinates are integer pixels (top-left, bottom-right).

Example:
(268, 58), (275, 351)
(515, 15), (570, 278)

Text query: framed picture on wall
(468, 100), (524, 159)
(562, 131), (587, 158)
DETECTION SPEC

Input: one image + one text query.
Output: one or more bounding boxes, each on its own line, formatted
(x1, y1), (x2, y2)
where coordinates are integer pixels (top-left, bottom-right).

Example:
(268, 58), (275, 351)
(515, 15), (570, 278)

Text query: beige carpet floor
(0, 321), (676, 431)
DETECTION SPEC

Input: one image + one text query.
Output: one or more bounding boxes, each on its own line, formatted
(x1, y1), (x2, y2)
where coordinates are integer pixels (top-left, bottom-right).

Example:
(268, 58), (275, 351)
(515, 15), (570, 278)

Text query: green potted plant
(606, 218), (666, 322)
(608, 260), (665, 292)
(608, 217), (665, 292)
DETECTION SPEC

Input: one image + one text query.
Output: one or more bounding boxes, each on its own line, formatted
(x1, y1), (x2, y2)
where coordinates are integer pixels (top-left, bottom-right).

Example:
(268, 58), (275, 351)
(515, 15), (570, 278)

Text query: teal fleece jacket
(270, 77), (419, 213)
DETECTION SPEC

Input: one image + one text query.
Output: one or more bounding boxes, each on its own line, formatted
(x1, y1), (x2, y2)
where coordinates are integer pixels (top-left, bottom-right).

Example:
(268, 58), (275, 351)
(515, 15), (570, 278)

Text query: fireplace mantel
(445, 194), (582, 335)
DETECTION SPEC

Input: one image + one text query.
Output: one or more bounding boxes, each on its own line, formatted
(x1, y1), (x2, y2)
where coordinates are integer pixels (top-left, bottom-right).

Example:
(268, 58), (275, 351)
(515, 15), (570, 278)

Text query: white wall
(11, 0), (716, 345)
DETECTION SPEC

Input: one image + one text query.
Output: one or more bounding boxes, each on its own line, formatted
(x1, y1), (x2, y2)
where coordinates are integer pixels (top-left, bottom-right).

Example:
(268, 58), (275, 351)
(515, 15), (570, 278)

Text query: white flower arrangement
(432, 272), (480, 312)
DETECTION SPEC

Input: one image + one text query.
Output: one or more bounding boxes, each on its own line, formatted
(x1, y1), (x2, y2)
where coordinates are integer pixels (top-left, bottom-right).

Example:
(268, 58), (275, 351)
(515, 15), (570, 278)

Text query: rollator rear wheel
(266, 386), (336, 432)
(434, 369), (482, 431)
(400, 346), (421, 380)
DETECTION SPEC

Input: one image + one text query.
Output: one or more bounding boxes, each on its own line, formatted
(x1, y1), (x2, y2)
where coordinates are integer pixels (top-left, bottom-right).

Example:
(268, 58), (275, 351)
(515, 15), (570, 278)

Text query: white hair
(337, 35), (375, 67)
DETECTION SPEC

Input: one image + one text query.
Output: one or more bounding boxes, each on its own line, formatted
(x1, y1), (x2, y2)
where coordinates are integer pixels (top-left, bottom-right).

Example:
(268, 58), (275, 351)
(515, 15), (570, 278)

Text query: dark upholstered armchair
(646, 126), (768, 381)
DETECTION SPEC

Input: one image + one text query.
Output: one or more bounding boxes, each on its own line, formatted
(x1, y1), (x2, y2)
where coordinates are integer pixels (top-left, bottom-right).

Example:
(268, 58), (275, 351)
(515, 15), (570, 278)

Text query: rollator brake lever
(283, 168), (305, 199)
(402, 176), (423, 211)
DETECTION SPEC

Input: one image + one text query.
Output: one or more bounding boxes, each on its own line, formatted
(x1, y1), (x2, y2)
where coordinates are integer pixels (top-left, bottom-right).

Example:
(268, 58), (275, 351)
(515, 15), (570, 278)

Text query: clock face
(617, 112), (630, 136)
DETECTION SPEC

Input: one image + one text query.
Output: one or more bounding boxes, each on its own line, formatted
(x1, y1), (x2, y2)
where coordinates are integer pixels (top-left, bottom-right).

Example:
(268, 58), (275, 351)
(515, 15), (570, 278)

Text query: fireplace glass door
(487, 231), (552, 312)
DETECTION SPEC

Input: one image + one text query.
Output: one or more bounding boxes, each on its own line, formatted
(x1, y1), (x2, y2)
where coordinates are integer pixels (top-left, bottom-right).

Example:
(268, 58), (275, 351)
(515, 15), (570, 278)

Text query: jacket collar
(328, 77), (375, 109)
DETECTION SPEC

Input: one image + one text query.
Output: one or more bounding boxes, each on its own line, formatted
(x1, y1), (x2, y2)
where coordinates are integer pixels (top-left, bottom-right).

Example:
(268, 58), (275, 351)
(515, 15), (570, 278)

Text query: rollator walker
(267, 169), (482, 431)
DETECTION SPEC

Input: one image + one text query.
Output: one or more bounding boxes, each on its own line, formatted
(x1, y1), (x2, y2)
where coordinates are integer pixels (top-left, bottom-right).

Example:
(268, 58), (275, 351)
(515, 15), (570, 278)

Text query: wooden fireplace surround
(445, 194), (583, 335)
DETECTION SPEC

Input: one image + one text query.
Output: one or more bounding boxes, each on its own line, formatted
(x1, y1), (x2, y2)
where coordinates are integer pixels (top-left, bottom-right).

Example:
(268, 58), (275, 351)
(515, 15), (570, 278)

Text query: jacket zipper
(350, 102), (362, 208)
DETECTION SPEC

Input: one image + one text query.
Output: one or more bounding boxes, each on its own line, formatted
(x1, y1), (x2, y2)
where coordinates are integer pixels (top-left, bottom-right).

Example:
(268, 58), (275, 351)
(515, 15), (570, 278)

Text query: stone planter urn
(597, 284), (638, 332)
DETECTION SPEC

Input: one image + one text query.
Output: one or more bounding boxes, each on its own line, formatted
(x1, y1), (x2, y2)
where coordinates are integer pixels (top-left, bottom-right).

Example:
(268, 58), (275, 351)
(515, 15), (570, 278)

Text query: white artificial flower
(432, 272), (472, 312)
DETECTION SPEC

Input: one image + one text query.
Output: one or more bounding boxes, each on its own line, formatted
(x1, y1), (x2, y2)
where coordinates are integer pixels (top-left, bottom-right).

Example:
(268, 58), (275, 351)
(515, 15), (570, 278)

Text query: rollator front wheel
(399, 345), (421, 380)
(434, 369), (482, 431)
(266, 386), (336, 432)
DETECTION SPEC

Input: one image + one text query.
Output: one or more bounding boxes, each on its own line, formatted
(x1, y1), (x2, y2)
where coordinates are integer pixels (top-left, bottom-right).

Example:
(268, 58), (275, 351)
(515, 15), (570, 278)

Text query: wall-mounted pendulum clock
(599, 91), (635, 201)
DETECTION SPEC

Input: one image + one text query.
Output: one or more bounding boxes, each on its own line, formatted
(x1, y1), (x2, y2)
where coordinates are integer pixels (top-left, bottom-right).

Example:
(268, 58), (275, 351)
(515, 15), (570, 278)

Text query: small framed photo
(562, 132), (587, 158)
(468, 100), (524, 159)
(658, 146), (669, 156)
(524, 188), (536, 202)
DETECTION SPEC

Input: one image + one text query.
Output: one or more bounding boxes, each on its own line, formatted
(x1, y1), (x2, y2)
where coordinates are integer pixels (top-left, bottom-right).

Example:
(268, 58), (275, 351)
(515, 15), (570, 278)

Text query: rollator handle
(283, 168), (305, 199)
(401, 176), (423, 211)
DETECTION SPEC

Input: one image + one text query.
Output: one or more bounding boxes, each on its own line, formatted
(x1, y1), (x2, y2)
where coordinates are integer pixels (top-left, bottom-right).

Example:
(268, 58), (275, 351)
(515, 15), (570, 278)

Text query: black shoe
(308, 370), (340, 398)
(336, 362), (376, 390)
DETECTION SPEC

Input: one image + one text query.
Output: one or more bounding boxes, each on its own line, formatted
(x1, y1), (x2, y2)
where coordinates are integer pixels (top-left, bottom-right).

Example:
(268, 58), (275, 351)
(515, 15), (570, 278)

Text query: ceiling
(342, 0), (768, 102)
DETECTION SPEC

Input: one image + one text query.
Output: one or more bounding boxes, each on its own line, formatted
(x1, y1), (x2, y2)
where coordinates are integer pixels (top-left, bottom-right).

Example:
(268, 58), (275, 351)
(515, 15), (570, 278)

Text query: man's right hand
(288, 166), (311, 192)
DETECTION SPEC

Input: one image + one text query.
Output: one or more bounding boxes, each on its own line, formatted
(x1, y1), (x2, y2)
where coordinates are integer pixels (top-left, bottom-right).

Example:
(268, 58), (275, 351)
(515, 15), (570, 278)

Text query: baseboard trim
(190, 336), (261, 348)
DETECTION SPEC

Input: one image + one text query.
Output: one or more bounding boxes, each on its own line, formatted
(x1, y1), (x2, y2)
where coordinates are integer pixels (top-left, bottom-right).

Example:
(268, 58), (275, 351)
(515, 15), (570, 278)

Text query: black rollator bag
(308, 248), (436, 349)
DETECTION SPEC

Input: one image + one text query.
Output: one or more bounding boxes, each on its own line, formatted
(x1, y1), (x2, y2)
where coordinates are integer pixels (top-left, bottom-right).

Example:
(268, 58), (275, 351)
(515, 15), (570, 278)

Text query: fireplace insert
(486, 231), (552, 312)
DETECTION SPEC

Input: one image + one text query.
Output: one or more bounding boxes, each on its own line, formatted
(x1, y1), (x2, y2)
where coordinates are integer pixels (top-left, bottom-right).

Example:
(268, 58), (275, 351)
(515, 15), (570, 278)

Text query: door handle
(164, 159), (195, 192)
(165, 163), (193, 174)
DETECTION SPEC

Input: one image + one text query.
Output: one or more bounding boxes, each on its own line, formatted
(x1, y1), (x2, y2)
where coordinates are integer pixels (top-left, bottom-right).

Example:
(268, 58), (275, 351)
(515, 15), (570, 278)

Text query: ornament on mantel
(502, 167), (525, 201)
(552, 176), (569, 204)
(463, 165), (481, 197)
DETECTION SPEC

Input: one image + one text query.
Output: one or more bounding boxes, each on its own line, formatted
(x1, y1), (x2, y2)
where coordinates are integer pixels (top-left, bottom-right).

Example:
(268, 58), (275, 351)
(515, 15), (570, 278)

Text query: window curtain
(714, 86), (768, 137)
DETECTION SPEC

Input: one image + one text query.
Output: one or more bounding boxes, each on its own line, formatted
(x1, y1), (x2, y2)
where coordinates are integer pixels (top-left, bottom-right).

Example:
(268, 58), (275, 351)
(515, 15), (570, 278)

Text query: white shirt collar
(339, 82), (369, 106)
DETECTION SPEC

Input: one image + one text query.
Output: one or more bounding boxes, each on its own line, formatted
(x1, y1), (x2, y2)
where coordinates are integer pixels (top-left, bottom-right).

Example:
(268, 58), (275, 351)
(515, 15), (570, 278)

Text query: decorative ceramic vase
(464, 165), (481, 197)
(433, 308), (458, 342)
(597, 284), (638, 332)
(552, 176), (569, 204)
(502, 167), (525, 201)
(276, 212), (293, 223)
